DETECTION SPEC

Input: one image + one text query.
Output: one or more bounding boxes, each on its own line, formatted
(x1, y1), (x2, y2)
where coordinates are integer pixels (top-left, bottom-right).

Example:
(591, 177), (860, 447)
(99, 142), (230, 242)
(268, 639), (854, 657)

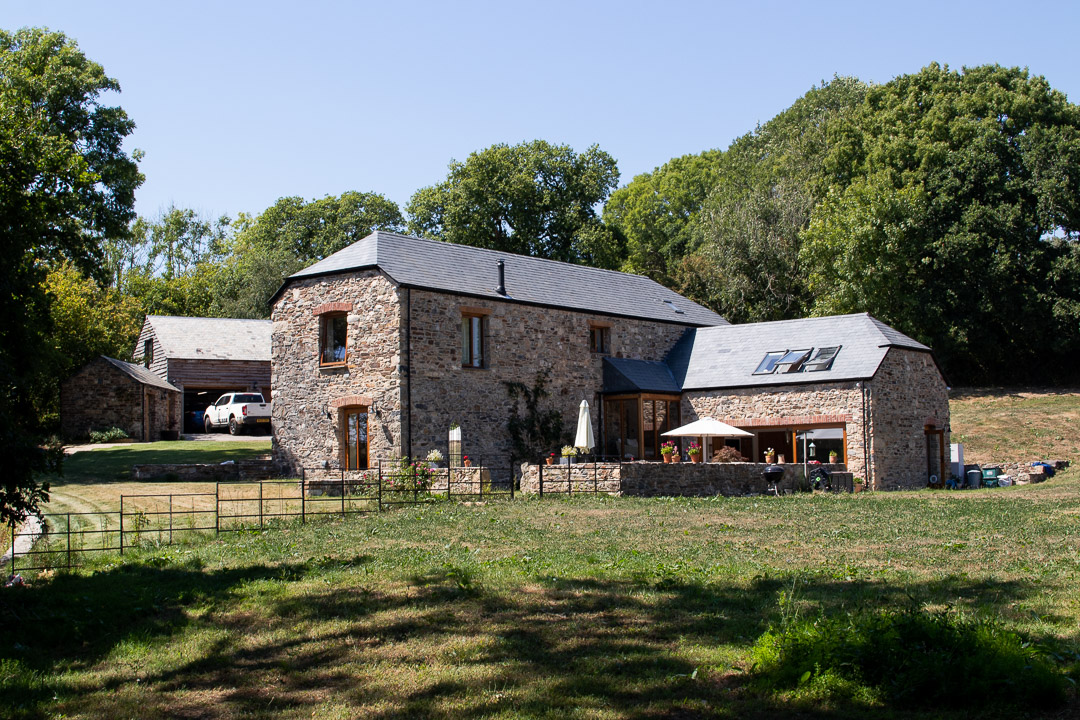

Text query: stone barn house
(135, 315), (272, 432)
(270, 231), (949, 491)
(61, 356), (181, 441)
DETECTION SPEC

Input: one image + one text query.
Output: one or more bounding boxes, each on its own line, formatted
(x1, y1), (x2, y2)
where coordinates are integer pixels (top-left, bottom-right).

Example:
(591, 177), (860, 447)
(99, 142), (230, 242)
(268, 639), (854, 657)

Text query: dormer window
(804, 346), (841, 372)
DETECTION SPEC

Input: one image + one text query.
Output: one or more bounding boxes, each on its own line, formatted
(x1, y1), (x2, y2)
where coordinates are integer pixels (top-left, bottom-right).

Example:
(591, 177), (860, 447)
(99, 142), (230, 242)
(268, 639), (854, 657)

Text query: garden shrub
(711, 446), (746, 462)
(750, 605), (1067, 710)
(88, 427), (130, 443)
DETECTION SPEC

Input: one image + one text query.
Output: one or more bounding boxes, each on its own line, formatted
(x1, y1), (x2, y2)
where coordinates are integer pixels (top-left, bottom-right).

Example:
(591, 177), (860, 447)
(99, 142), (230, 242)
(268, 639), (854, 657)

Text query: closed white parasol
(574, 399), (595, 450)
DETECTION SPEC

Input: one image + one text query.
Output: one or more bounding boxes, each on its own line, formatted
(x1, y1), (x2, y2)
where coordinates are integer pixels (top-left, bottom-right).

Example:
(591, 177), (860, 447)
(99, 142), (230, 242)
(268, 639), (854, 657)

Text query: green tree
(407, 140), (622, 267)
(802, 64), (1080, 382)
(0, 28), (142, 524)
(213, 191), (403, 318)
(603, 150), (724, 284)
(690, 76), (869, 322)
(41, 262), (144, 425)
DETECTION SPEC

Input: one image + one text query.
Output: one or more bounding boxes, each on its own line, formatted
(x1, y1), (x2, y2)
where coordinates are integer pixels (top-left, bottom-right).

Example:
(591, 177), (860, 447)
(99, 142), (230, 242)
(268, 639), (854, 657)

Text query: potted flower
(828, 450), (839, 464)
(853, 477), (865, 493)
(546, 452), (555, 466)
(660, 440), (676, 463)
(560, 445), (577, 465)
(687, 441), (702, 463)
(463, 455), (472, 468)
(764, 447), (776, 464)
(426, 449), (444, 467)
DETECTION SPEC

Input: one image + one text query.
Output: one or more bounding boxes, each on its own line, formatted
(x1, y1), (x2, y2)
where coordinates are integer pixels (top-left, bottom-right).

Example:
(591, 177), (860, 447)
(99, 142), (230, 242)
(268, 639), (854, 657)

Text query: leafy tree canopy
(0, 27), (142, 524)
(212, 191), (404, 318)
(687, 76), (869, 323)
(407, 140), (621, 267)
(802, 63), (1080, 382)
(603, 150), (724, 284)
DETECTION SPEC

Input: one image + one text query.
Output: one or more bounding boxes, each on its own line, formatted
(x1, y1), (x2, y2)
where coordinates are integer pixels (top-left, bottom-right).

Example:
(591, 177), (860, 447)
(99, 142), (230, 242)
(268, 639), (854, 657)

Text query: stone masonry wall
(60, 359), (180, 441)
(406, 288), (692, 473)
(868, 348), (950, 490)
(271, 271), (405, 475)
(520, 461), (853, 496)
(683, 383), (869, 482)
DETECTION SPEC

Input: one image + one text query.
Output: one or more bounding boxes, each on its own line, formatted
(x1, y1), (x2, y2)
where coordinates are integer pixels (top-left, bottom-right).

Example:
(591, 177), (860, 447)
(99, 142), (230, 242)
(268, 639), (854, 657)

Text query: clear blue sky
(6, 1), (1079, 222)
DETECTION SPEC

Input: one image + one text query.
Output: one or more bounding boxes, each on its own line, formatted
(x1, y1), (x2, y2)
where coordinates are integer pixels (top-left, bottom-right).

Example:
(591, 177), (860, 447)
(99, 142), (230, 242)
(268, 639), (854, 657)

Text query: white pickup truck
(203, 392), (272, 435)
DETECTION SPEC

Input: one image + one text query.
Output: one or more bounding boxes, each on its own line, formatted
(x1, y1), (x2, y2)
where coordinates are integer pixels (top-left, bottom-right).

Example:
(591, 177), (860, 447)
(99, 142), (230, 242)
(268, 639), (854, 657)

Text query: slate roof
(146, 316), (272, 362)
(603, 357), (681, 394)
(282, 231), (727, 326)
(665, 313), (934, 391)
(101, 356), (180, 392)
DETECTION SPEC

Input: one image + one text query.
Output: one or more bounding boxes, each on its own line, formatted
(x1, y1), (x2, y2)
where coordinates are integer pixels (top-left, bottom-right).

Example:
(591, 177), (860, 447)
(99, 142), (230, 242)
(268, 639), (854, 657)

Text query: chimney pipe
(495, 259), (506, 295)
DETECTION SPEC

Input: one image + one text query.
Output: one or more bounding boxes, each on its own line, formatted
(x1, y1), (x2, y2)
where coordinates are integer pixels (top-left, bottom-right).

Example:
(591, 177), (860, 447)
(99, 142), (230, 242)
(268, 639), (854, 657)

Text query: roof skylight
(754, 350), (787, 375)
(804, 346), (841, 372)
(774, 349), (812, 373)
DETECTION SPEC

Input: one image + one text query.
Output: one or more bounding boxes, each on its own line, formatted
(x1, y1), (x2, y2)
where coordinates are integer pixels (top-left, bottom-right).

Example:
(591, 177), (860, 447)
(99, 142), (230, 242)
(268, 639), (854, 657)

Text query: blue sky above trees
(5, 0), (1079, 220)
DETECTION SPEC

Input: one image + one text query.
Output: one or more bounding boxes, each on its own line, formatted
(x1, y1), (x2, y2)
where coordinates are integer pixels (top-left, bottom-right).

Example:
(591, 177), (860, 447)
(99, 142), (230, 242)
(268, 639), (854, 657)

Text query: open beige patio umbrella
(574, 399), (595, 451)
(662, 416), (752, 461)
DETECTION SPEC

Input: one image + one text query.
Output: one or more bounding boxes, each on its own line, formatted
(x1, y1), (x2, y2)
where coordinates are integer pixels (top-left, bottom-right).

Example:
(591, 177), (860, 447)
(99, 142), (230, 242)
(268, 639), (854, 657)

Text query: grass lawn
(950, 388), (1080, 465)
(43, 439), (271, 517)
(2, 393), (1078, 718)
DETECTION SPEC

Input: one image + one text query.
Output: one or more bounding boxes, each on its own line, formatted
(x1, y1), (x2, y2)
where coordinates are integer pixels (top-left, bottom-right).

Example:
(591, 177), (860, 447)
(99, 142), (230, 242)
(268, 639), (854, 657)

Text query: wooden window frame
(461, 309), (488, 369)
(603, 393), (681, 461)
(589, 323), (611, 354)
(319, 312), (348, 367)
(341, 406), (370, 470)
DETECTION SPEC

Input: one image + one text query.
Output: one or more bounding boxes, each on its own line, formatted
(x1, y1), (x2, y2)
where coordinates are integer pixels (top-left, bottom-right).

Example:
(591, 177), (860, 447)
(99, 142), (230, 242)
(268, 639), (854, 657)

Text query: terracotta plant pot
(671, 455), (680, 464)
(690, 454), (701, 463)
(765, 455), (775, 464)
(545, 457), (554, 465)
(463, 459), (472, 467)
(662, 454), (671, 463)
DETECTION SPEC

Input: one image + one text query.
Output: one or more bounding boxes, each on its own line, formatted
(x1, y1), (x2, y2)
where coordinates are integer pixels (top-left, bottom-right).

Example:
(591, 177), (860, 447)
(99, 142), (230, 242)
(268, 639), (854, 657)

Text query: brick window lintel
(314, 302), (352, 316)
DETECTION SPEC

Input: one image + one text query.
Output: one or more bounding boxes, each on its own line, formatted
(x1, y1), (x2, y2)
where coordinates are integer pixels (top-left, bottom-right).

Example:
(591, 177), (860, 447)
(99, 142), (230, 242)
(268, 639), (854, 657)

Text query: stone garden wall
(132, 459), (276, 482)
(520, 462), (853, 497)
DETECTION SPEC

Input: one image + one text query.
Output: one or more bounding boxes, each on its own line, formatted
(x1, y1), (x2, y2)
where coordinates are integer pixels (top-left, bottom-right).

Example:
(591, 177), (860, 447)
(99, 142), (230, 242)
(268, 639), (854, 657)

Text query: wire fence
(7, 458), (517, 575)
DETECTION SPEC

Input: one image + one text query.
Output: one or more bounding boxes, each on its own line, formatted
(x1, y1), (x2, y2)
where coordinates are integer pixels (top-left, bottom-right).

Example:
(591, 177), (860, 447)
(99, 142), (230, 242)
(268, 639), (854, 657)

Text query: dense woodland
(3, 27), (1080, 521)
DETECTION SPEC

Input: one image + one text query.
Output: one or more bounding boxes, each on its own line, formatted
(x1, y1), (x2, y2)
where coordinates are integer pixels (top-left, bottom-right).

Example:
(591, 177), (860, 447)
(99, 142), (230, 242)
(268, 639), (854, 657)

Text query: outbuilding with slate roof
(134, 315), (272, 433)
(270, 231), (949, 491)
(61, 356), (181, 441)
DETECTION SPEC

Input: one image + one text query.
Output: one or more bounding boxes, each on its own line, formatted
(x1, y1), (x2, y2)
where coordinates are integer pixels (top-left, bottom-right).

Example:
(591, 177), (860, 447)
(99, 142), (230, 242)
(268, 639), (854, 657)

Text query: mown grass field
(1, 392), (1078, 718)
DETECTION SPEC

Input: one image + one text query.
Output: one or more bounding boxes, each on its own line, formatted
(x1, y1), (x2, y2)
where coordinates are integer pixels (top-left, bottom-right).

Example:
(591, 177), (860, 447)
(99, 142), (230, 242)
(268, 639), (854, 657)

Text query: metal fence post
(215, 483), (220, 535)
(66, 513), (72, 570)
(119, 496), (125, 556)
(169, 495), (174, 545)
(567, 456), (572, 496)
(8, 520), (14, 575)
(539, 461), (543, 498)
(301, 478), (306, 524)
(378, 460), (383, 512)
(341, 471), (346, 518)
(259, 482), (264, 528)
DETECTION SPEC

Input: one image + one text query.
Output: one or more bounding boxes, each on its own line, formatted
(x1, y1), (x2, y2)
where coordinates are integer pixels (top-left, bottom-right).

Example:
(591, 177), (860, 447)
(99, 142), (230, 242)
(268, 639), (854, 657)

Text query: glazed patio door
(344, 408), (369, 470)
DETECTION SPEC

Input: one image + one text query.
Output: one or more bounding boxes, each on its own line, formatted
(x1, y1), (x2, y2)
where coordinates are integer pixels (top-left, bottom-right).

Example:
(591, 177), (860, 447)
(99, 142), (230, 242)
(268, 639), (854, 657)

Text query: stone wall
(868, 348), (950, 490)
(60, 358), (180, 441)
(683, 383), (869, 481)
(271, 270), (406, 475)
(519, 462), (622, 494)
(519, 461), (853, 496)
(406, 287), (692, 470)
(131, 459), (276, 482)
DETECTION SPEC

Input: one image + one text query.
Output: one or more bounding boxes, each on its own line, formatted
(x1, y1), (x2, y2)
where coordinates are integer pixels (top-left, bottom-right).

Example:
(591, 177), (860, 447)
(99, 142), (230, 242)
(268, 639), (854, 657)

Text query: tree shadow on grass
(1, 563), (1075, 719)
(50, 443), (271, 485)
